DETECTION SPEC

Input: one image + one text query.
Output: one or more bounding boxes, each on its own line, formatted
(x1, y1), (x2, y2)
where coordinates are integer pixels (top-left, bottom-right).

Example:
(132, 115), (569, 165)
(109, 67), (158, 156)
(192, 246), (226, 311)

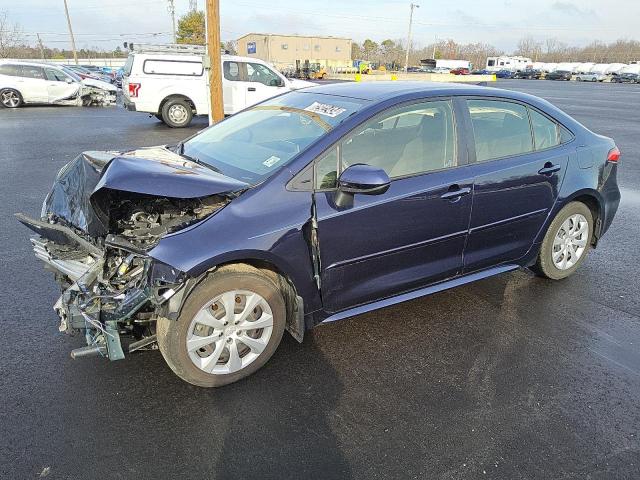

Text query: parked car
(433, 66), (451, 74)
(65, 64), (114, 84)
(450, 67), (470, 75)
(0, 61), (117, 108)
(406, 66), (422, 72)
(513, 69), (542, 79)
(18, 82), (621, 387)
(122, 44), (315, 127)
(575, 72), (606, 82)
(495, 69), (513, 78)
(471, 69), (491, 75)
(610, 73), (639, 83)
(546, 70), (572, 81)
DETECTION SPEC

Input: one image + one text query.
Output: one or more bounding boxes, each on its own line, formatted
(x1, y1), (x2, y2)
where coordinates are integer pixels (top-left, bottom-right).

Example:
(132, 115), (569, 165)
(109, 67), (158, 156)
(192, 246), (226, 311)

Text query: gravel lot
(1, 79), (639, 479)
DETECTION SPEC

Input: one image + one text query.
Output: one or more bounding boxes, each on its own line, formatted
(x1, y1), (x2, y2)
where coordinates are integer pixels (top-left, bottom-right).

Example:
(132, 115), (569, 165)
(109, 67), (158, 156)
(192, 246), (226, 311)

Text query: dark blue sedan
(19, 82), (621, 387)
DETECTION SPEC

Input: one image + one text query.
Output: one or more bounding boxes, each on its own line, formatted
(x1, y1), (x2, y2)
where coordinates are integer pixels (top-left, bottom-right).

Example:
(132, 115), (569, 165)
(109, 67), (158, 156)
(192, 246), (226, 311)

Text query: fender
(148, 171), (322, 314)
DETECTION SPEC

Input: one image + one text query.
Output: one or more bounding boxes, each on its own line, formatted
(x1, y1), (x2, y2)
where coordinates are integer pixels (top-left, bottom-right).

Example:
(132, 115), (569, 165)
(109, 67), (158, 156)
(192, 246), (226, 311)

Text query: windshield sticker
(263, 155), (281, 168)
(304, 102), (346, 118)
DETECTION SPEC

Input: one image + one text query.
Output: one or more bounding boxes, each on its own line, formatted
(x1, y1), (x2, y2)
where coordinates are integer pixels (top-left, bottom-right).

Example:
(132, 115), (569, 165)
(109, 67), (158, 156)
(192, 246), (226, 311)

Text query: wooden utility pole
(63, 0), (78, 64)
(36, 34), (45, 60)
(167, 0), (177, 43)
(205, 0), (224, 123)
(404, 3), (419, 71)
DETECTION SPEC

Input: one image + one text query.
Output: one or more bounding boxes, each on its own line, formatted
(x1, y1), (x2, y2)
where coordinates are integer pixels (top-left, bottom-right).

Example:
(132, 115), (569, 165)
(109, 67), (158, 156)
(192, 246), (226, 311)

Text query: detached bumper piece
(18, 213), (186, 362)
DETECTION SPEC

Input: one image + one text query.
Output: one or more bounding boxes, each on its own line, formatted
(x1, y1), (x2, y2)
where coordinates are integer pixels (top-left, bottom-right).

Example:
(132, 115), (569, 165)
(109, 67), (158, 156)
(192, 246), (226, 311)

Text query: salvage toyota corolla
(17, 82), (621, 387)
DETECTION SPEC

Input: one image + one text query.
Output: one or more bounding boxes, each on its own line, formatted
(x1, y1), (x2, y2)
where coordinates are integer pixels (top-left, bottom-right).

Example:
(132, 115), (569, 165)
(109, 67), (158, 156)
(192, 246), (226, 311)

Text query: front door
(243, 62), (287, 108)
(461, 98), (571, 272)
(44, 67), (78, 103)
(314, 99), (473, 313)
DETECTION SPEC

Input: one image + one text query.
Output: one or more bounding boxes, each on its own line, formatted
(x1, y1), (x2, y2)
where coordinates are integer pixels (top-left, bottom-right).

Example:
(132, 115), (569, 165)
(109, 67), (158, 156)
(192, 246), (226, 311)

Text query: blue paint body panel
(146, 82), (621, 328)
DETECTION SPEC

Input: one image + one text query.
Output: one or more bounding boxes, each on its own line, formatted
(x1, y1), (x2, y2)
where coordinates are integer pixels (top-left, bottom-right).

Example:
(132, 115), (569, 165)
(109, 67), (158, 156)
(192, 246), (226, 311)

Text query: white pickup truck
(122, 44), (315, 127)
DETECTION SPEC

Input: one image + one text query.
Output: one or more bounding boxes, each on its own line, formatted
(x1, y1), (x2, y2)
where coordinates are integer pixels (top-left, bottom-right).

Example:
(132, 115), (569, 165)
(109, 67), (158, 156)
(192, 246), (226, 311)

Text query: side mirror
(65, 77), (73, 84)
(335, 164), (390, 207)
(271, 78), (285, 87)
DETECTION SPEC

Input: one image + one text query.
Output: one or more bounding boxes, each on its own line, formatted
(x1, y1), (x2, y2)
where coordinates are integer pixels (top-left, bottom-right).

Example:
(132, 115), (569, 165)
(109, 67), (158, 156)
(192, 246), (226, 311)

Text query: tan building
(236, 33), (352, 70)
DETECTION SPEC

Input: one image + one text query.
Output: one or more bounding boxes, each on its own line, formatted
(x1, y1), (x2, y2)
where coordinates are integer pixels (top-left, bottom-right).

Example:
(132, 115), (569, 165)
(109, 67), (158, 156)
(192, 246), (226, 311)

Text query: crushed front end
(17, 147), (246, 361)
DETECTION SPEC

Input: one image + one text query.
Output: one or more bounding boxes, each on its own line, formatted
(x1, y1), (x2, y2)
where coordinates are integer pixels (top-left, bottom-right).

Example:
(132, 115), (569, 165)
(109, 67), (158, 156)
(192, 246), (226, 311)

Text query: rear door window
(467, 99), (533, 162)
(19, 65), (46, 80)
(223, 61), (242, 81)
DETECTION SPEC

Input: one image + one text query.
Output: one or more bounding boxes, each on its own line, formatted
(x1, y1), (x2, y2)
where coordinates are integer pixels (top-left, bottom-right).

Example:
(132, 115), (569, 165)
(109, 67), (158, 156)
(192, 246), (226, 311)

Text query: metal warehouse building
(236, 33), (352, 70)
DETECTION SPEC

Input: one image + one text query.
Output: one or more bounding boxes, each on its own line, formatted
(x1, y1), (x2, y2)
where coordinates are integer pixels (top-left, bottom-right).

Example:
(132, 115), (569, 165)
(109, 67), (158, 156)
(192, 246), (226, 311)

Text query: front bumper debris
(19, 214), (188, 361)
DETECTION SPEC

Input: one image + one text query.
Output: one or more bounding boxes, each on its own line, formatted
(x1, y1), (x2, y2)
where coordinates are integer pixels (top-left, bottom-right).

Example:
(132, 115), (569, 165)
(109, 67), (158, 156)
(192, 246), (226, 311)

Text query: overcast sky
(4, 0), (638, 52)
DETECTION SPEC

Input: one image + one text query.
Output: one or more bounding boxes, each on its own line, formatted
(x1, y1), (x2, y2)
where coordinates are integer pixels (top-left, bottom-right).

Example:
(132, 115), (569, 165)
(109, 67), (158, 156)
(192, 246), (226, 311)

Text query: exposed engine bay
(16, 146), (246, 360)
(51, 84), (117, 107)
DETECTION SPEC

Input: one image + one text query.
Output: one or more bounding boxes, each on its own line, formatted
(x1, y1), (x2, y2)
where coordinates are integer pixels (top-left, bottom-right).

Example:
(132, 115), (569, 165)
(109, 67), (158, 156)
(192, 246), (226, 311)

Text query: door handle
(440, 185), (471, 200)
(247, 87), (256, 92)
(538, 163), (561, 175)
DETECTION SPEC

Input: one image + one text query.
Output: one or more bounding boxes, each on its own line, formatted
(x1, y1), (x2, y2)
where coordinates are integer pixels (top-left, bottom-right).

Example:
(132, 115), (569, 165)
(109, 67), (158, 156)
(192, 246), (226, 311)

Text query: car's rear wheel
(533, 202), (593, 280)
(161, 97), (193, 128)
(0, 89), (23, 108)
(156, 264), (286, 387)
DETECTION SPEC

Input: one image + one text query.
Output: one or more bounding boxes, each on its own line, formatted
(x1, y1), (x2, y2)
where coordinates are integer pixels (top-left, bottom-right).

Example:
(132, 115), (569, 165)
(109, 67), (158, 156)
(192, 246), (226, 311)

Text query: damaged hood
(43, 146), (249, 236)
(81, 77), (117, 92)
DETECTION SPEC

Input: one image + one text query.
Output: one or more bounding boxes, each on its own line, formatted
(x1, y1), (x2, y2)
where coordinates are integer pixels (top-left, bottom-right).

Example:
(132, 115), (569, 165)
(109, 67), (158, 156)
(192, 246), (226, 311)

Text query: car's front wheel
(157, 264), (286, 387)
(533, 202), (594, 280)
(0, 89), (23, 108)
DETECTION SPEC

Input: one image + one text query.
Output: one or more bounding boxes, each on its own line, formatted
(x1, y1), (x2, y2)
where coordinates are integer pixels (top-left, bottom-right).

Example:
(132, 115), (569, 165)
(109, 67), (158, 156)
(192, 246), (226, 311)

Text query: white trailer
(435, 59), (470, 69)
(486, 56), (532, 72)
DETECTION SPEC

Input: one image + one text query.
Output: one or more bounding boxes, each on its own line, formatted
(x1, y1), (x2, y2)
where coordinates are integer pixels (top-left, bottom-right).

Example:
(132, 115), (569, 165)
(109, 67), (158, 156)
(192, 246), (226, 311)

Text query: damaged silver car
(0, 61), (117, 108)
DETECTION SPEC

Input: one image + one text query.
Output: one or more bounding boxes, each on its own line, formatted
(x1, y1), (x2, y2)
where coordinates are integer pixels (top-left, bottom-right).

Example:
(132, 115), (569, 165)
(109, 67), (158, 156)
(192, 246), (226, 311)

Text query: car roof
(0, 60), (64, 70)
(297, 81), (516, 102)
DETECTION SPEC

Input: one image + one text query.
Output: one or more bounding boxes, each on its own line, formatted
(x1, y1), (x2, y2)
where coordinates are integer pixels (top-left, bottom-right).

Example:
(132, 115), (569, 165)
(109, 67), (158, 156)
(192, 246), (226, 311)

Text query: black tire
(160, 97), (193, 128)
(532, 202), (594, 280)
(0, 88), (23, 108)
(157, 264), (286, 387)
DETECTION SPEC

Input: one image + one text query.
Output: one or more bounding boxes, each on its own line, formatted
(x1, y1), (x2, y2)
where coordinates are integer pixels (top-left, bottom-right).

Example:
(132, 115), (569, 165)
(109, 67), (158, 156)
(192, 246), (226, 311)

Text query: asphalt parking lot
(1, 79), (639, 479)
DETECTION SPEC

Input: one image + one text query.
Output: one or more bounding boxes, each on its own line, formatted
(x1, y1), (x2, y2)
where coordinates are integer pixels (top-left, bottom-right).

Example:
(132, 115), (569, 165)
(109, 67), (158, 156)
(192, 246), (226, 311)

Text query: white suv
(122, 45), (315, 127)
(0, 61), (117, 108)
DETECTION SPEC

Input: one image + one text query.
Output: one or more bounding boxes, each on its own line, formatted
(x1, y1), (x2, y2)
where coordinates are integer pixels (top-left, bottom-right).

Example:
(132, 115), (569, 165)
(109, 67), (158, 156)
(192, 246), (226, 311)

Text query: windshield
(182, 92), (368, 184)
(60, 67), (82, 82)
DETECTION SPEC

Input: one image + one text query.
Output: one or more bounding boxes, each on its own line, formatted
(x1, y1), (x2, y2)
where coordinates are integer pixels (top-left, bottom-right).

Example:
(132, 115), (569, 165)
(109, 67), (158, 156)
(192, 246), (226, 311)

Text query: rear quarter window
(142, 59), (203, 76)
(0, 64), (19, 76)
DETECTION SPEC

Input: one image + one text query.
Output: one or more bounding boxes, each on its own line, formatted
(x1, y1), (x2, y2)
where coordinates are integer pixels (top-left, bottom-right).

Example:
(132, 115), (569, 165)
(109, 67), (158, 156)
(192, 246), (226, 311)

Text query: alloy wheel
(186, 290), (274, 375)
(1, 90), (20, 108)
(552, 213), (589, 270)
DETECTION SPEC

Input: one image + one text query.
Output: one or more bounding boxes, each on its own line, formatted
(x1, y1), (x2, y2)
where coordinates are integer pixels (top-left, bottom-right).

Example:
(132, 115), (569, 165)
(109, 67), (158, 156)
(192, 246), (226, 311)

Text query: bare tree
(0, 11), (23, 58)
(515, 36), (542, 61)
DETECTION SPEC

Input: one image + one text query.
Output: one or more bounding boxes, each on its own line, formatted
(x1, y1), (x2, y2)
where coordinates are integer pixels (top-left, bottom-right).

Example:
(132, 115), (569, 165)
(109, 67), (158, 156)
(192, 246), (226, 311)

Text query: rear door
(16, 65), (48, 102)
(222, 60), (247, 114)
(314, 99), (473, 313)
(460, 98), (571, 272)
(243, 62), (287, 107)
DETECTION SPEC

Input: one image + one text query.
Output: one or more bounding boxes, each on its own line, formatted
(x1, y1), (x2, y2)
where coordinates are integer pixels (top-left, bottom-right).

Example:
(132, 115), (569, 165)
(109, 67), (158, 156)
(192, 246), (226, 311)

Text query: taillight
(128, 82), (141, 98)
(607, 147), (621, 163)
